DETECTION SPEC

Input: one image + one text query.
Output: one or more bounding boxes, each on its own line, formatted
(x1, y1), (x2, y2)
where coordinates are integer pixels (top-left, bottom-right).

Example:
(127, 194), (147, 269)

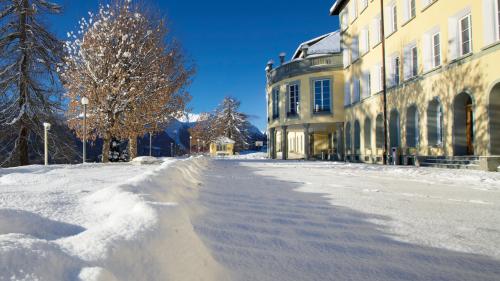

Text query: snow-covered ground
(193, 155), (500, 280)
(2, 154), (500, 280)
(0, 158), (226, 281)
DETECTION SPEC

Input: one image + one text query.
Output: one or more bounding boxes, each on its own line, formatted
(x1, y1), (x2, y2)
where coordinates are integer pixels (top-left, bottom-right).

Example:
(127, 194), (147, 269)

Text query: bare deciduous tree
(60, 1), (193, 162)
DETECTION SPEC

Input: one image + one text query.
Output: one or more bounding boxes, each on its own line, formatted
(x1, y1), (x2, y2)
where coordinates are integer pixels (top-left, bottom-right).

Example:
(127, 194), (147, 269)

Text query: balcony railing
(267, 54), (342, 85)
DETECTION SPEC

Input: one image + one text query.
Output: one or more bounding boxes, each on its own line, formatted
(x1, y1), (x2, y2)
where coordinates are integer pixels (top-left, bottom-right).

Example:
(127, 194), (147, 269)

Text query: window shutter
(352, 36), (359, 60)
(360, 30), (366, 54)
(448, 17), (459, 61)
(403, 47), (411, 80)
(387, 57), (395, 87)
(483, 0), (496, 46)
(372, 65), (380, 92)
(403, 0), (409, 22)
(371, 18), (379, 46)
(343, 48), (350, 67)
(384, 6), (392, 34)
(422, 33), (432, 71)
(344, 81), (351, 106)
(285, 85), (290, 114)
(353, 78), (360, 102)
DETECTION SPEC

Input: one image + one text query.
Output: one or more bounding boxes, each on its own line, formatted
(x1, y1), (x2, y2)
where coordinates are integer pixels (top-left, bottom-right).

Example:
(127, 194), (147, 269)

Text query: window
(362, 72), (371, 99)
(353, 78), (361, 103)
(371, 15), (382, 46)
(410, 0), (416, 18)
(344, 80), (351, 106)
(459, 14), (472, 56)
(288, 84), (299, 115)
(343, 47), (351, 68)
(350, 0), (358, 22)
(390, 56), (400, 86)
(340, 8), (349, 31)
(497, 0), (500, 40)
(272, 88), (279, 119)
(411, 47), (418, 77)
(394, 57), (400, 85)
(427, 99), (443, 146)
(392, 4), (398, 33)
(432, 32), (441, 67)
(360, 27), (369, 55)
(352, 36), (359, 61)
(314, 79), (331, 113)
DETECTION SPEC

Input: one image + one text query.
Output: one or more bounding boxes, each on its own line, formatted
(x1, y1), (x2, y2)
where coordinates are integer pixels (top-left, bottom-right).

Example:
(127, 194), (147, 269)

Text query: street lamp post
(189, 136), (192, 155)
(149, 132), (153, 157)
(43, 122), (51, 166)
(380, 0), (389, 165)
(81, 97), (89, 163)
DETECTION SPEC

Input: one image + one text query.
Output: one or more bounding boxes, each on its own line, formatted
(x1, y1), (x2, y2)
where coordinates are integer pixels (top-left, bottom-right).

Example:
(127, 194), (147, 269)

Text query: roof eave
(330, 0), (348, 15)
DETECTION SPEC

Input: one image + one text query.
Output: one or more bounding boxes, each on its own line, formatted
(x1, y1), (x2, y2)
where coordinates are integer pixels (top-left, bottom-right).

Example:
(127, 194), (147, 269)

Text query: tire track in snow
(192, 159), (500, 281)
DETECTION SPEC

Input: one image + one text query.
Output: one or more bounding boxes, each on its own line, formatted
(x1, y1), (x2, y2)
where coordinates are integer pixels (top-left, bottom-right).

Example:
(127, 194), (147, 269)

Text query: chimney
(279, 52), (286, 65)
(266, 59), (274, 72)
(301, 45), (309, 58)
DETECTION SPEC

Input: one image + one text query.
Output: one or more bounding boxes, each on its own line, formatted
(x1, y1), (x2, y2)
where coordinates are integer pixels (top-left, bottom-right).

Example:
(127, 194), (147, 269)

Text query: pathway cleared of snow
(193, 157), (500, 281)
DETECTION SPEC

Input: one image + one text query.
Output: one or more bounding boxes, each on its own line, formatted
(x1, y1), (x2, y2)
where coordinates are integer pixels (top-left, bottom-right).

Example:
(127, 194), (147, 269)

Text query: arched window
(376, 114), (384, 148)
(354, 120), (361, 151)
(406, 105), (419, 147)
(346, 122), (352, 151)
(389, 109), (400, 148)
(364, 117), (372, 150)
(427, 98), (443, 146)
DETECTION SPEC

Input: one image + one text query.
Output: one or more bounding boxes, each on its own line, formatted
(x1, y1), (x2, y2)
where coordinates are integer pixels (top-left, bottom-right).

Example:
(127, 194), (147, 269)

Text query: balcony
(267, 54), (342, 85)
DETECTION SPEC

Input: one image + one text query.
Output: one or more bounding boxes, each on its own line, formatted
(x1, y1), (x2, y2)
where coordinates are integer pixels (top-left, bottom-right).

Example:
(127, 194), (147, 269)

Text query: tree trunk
(102, 131), (111, 163)
(129, 136), (138, 160)
(18, 0), (29, 166)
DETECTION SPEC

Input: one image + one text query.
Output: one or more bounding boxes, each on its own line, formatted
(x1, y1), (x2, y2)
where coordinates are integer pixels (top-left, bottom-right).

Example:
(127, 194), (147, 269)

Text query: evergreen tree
(0, 0), (68, 166)
(212, 97), (249, 151)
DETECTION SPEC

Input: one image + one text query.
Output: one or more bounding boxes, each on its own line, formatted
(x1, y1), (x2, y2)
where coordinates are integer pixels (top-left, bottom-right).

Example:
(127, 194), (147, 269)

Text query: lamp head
(43, 122), (51, 130)
(81, 97), (89, 105)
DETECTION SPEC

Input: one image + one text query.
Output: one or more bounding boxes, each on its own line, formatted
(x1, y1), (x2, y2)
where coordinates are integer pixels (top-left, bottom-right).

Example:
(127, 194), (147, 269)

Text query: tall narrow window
(460, 14), (472, 56)
(288, 84), (299, 115)
(409, 0), (416, 18)
(272, 88), (279, 119)
(392, 4), (398, 33)
(314, 79), (331, 113)
(411, 46), (418, 77)
(432, 32), (441, 67)
(392, 56), (400, 85)
(497, 0), (500, 40)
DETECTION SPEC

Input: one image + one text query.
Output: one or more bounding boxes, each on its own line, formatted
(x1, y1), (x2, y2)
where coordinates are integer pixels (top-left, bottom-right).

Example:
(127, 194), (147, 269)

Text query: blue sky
(52, 0), (339, 131)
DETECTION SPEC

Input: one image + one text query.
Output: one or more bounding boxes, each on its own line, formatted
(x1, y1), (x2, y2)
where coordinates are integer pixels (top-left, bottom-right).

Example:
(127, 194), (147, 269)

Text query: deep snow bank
(0, 158), (227, 281)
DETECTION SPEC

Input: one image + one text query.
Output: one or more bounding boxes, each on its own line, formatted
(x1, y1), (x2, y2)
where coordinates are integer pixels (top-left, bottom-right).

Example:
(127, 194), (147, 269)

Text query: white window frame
(340, 8), (349, 31)
(288, 84), (300, 115)
(459, 14), (472, 56)
(314, 79), (331, 113)
(431, 32), (441, 68)
(393, 4), (398, 33)
(371, 15), (382, 46)
(350, 0), (358, 23)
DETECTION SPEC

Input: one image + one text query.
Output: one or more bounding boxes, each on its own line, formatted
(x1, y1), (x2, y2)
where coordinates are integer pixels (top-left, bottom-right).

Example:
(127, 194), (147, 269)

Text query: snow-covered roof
(292, 31), (341, 60)
(214, 136), (235, 144)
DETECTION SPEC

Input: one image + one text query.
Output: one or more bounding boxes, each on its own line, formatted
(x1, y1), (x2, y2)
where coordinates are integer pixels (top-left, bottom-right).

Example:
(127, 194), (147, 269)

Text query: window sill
(482, 40), (500, 51)
(385, 30), (396, 40)
(360, 51), (369, 58)
(286, 113), (299, 119)
(372, 41), (382, 49)
(401, 16), (416, 28)
(449, 52), (473, 65)
(313, 111), (332, 116)
(421, 0), (438, 13)
(422, 65), (442, 76)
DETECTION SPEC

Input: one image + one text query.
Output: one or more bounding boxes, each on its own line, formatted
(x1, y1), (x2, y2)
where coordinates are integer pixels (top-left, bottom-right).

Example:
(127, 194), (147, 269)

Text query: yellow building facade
(209, 137), (235, 156)
(266, 32), (346, 160)
(329, 0), (500, 170)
